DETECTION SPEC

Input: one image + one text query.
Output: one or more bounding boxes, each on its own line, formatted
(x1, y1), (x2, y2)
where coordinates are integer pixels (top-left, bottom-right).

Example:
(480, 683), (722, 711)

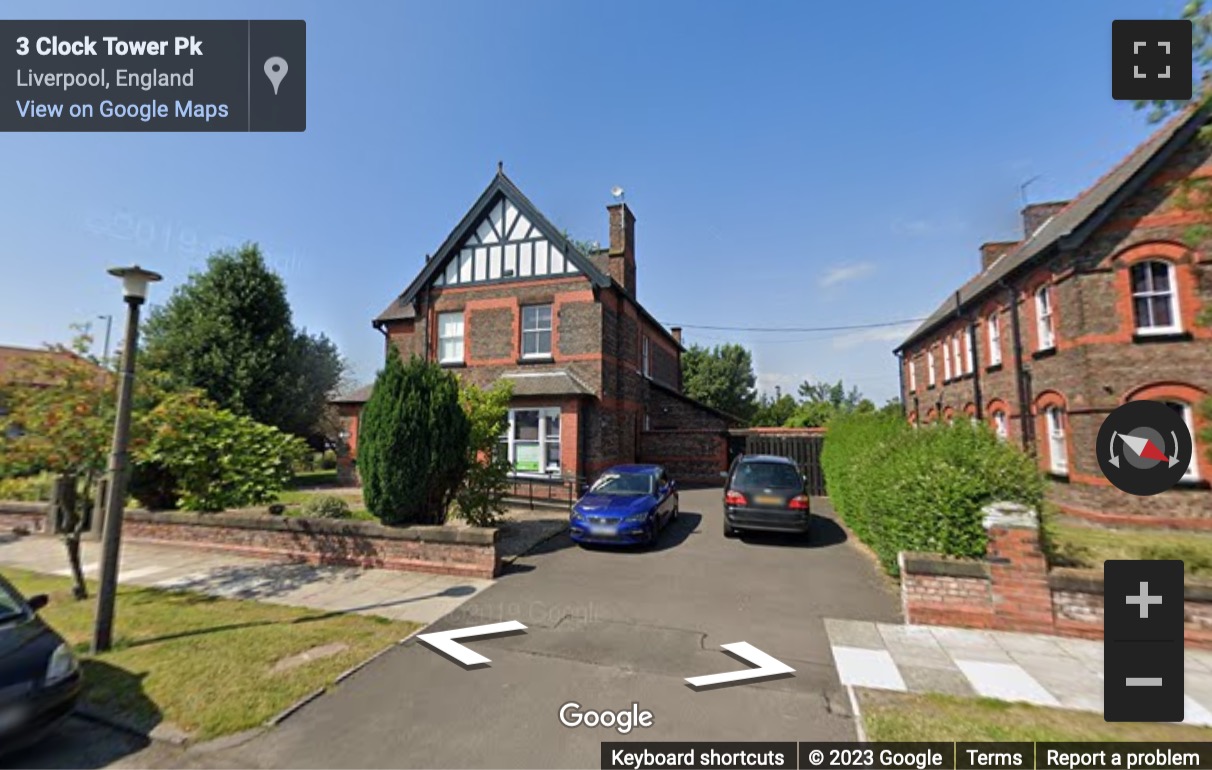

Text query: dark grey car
(722, 454), (811, 539)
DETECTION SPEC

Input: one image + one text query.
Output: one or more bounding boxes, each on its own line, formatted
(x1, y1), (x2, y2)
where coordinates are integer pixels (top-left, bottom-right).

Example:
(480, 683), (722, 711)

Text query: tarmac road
(202, 488), (900, 769)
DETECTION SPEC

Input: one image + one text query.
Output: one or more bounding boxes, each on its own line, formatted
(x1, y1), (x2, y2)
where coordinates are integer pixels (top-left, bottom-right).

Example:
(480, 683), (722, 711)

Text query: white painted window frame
(1035, 285), (1055, 351)
(987, 314), (1002, 367)
(1131, 260), (1182, 336)
(501, 406), (562, 477)
(1046, 406), (1067, 475)
(437, 311), (464, 364)
(521, 304), (553, 359)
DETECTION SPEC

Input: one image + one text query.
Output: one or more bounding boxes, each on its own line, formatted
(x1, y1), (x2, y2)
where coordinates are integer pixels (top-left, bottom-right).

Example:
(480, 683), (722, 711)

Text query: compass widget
(1097, 400), (1193, 496)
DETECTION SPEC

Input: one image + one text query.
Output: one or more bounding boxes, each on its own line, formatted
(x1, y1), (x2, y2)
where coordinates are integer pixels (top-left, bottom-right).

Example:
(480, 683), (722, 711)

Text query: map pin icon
(264, 57), (288, 95)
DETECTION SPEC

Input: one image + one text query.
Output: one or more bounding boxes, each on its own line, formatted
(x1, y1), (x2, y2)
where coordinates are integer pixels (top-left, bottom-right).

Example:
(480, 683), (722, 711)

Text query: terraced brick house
(895, 107), (1212, 528)
(333, 170), (737, 489)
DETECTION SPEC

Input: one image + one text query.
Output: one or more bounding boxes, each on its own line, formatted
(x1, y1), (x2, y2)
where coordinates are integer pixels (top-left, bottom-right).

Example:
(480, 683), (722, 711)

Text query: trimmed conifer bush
(358, 350), (470, 525)
(821, 412), (1044, 574)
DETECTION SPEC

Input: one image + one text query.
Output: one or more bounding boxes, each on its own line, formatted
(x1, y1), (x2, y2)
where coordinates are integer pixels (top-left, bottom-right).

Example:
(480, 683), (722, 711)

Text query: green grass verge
(1047, 521), (1212, 576)
(859, 689), (1212, 741)
(7, 568), (417, 741)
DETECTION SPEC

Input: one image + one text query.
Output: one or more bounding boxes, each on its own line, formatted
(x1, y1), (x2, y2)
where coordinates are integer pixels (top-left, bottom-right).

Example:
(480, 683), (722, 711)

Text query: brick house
(894, 107), (1212, 528)
(333, 170), (737, 488)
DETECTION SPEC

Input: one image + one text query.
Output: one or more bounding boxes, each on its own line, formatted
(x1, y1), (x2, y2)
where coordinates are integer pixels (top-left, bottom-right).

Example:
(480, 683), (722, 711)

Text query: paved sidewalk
(0, 535), (492, 624)
(825, 619), (1212, 727)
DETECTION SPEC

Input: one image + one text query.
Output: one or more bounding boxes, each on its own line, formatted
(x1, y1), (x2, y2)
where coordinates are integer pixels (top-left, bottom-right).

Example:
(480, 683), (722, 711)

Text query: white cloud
(819, 261), (876, 288)
(830, 322), (920, 351)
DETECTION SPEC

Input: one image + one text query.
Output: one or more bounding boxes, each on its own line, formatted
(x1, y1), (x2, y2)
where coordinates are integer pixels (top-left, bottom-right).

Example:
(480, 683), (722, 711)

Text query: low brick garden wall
(0, 502), (501, 579)
(0, 502), (49, 534)
(899, 503), (1212, 649)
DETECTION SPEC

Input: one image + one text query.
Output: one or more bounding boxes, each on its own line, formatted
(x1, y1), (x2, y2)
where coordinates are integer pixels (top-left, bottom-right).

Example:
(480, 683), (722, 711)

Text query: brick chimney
(1021, 201), (1069, 238)
(979, 241), (1019, 271)
(671, 327), (682, 345)
(607, 203), (636, 297)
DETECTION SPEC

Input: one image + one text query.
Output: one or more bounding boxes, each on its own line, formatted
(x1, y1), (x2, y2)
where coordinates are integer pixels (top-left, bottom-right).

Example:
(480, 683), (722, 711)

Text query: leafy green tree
(141, 244), (345, 443)
(783, 379), (870, 427)
(751, 389), (798, 427)
(358, 351), (470, 525)
(453, 379), (514, 527)
(680, 343), (757, 420)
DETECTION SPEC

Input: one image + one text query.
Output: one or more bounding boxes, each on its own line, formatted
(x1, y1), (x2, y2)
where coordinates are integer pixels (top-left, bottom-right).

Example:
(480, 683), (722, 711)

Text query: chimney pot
(671, 327), (682, 345)
(607, 202), (637, 297)
(1021, 200), (1069, 238)
(979, 241), (1019, 271)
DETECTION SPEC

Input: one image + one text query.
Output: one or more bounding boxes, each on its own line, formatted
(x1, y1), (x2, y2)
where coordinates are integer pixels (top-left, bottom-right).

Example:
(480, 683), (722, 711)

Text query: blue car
(569, 465), (679, 547)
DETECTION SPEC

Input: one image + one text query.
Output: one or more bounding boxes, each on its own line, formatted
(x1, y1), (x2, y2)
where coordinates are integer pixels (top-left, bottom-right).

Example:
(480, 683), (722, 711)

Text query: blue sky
(0, 0), (1186, 403)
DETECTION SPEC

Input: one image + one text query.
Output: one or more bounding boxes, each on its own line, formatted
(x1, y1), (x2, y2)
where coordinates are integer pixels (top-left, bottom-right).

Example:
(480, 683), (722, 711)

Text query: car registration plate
(755, 495), (783, 506)
(588, 524), (615, 535)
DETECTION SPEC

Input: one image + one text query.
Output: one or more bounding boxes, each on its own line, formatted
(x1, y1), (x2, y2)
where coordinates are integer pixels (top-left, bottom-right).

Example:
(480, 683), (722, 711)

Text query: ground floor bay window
(499, 407), (561, 476)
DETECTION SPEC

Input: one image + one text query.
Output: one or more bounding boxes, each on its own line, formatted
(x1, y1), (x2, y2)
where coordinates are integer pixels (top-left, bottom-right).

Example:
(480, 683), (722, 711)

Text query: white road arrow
(417, 620), (526, 668)
(685, 642), (795, 690)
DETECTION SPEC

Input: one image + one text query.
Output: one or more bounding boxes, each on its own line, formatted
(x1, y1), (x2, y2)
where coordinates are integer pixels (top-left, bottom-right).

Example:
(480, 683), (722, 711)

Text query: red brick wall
(900, 129), (1212, 526)
(116, 510), (500, 579)
(900, 514), (1212, 648)
(0, 507), (47, 534)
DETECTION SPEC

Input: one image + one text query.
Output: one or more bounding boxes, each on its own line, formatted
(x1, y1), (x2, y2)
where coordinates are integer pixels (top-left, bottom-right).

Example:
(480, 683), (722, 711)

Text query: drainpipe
(895, 350), (907, 418)
(1003, 279), (1031, 452)
(966, 303), (983, 421)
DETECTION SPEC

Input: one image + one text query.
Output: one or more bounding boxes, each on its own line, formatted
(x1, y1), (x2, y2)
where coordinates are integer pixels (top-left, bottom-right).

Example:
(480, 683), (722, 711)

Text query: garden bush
(822, 412), (1045, 574)
(137, 393), (309, 512)
(298, 494), (352, 519)
(358, 351), (470, 525)
(0, 473), (55, 502)
(452, 380), (513, 527)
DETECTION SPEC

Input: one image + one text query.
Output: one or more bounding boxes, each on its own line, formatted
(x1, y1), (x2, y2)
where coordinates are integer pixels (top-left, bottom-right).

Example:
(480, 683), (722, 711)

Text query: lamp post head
(107, 265), (163, 302)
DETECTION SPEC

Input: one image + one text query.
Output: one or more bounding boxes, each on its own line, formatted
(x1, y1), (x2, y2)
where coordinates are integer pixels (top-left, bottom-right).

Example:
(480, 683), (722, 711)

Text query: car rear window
(734, 461), (802, 489)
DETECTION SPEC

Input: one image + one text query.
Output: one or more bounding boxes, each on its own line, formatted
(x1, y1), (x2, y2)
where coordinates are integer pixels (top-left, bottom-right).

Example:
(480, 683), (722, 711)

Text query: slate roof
(330, 383), (373, 404)
(896, 106), (1210, 352)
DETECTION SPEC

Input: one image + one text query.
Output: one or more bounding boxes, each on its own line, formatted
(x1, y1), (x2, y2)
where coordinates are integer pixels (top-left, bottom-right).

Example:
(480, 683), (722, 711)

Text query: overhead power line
(662, 317), (926, 334)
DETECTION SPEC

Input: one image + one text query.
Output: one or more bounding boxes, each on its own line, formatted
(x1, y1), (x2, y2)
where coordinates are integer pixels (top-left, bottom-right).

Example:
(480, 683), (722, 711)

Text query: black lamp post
(92, 265), (162, 654)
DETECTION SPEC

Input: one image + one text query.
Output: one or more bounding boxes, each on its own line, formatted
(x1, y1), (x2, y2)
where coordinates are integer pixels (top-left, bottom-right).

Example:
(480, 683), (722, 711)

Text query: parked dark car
(722, 454), (811, 539)
(569, 464), (679, 546)
(0, 574), (82, 755)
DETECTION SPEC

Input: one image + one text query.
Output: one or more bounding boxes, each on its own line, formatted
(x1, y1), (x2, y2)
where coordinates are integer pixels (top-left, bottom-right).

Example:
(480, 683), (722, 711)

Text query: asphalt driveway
(195, 489), (900, 768)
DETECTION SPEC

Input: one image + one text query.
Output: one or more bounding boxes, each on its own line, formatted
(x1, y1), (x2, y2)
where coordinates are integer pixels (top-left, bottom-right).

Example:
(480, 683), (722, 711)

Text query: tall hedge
(358, 350), (470, 525)
(821, 412), (1045, 574)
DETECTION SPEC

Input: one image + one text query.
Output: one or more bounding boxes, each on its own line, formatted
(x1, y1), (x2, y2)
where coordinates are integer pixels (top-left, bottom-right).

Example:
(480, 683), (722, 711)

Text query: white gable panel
(513, 213), (533, 240)
(445, 258), (459, 285)
(491, 246), (505, 279)
(474, 219), (494, 245)
(504, 201), (519, 237)
(550, 245), (565, 273)
(490, 201), (506, 241)
(520, 244), (533, 276)
(434, 273), (445, 286)
(475, 248), (489, 281)
(459, 249), (474, 282)
(535, 240), (549, 274)
(508, 243), (522, 276)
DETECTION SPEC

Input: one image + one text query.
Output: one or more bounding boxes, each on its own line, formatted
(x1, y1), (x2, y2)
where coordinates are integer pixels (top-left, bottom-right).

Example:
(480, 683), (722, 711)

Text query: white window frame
(927, 350), (936, 387)
(943, 341), (952, 381)
(908, 359), (917, 393)
(1045, 406), (1068, 475)
(1035, 285), (1055, 351)
(992, 410), (1008, 440)
(521, 304), (553, 359)
(952, 335), (962, 378)
(437, 311), (464, 364)
(987, 314), (1002, 367)
(964, 328), (975, 374)
(641, 335), (651, 377)
(501, 407), (561, 477)
(1164, 401), (1201, 482)
(1131, 261), (1182, 335)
